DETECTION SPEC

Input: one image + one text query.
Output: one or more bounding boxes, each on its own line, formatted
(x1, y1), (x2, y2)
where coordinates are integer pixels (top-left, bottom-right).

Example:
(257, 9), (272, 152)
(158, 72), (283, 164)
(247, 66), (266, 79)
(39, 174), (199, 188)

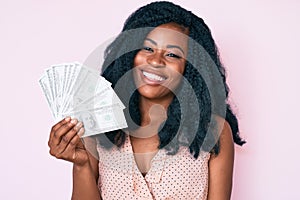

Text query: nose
(146, 51), (165, 68)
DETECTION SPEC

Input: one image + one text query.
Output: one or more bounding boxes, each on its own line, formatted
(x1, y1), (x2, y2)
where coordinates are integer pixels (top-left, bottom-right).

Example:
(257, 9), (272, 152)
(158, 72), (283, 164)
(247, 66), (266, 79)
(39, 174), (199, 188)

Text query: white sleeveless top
(97, 135), (210, 200)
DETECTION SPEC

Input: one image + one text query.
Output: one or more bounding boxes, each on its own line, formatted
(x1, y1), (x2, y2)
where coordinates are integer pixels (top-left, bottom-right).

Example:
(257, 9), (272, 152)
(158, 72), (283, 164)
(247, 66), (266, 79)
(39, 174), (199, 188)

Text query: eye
(166, 52), (182, 59)
(142, 46), (153, 52)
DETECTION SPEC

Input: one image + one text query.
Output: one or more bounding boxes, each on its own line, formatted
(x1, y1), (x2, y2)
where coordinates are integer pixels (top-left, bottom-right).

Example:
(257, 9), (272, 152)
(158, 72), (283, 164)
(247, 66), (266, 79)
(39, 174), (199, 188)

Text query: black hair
(97, 1), (245, 159)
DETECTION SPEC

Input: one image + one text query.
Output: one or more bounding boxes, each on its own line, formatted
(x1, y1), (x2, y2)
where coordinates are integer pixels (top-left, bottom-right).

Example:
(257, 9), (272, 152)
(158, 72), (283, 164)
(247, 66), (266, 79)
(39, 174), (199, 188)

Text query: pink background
(1, 0), (299, 199)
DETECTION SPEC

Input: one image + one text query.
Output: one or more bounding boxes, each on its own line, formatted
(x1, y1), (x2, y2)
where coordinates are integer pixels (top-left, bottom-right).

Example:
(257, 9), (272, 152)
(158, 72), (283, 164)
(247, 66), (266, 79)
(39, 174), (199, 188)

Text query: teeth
(142, 71), (166, 81)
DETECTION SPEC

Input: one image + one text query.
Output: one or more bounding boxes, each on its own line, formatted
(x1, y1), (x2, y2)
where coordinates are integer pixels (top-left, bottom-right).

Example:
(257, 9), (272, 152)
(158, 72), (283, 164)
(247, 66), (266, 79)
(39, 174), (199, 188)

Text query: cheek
(168, 63), (185, 86)
(169, 62), (186, 76)
(132, 66), (141, 88)
(179, 62), (186, 74)
(133, 53), (144, 67)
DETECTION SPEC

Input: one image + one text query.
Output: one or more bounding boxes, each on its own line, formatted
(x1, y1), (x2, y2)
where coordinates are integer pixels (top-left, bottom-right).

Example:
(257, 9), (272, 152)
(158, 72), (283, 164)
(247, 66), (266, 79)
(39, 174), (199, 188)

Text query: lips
(142, 70), (167, 81)
(140, 69), (167, 85)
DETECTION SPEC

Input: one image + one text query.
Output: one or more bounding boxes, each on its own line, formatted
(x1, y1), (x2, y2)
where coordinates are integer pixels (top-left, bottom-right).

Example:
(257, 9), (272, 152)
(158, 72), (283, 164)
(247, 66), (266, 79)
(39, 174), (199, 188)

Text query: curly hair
(97, 1), (245, 159)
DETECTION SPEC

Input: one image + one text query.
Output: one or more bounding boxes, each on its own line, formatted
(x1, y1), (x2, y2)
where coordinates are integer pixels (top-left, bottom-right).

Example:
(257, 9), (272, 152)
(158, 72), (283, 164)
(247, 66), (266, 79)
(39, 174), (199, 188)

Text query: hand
(48, 117), (89, 166)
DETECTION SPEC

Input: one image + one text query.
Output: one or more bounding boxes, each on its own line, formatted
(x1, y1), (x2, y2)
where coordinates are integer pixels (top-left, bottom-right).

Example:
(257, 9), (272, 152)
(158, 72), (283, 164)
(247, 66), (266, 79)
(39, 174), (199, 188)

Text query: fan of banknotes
(39, 62), (128, 137)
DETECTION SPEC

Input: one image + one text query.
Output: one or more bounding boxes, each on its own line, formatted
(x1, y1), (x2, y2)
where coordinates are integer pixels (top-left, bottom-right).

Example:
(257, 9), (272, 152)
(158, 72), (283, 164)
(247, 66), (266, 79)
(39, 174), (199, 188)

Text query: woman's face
(133, 22), (189, 102)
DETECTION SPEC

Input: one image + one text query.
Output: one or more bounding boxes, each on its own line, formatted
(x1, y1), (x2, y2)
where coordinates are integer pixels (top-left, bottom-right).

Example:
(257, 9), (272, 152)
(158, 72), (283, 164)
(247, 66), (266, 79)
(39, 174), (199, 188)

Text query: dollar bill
(52, 63), (67, 115)
(39, 74), (56, 118)
(38, 61), (128, 136)
(63, 103), (128, 137)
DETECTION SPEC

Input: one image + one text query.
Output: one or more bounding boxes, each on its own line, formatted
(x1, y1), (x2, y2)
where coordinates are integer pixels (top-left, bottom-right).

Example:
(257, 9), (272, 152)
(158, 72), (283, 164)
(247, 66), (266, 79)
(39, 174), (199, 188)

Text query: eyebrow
(144, 38), (185, 55)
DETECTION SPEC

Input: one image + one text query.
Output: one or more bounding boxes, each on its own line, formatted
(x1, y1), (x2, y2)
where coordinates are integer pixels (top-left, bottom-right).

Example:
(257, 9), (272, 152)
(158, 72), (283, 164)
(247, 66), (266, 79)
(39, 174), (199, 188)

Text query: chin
(137, 85), (173, 101)
(138, 86), (160, 98)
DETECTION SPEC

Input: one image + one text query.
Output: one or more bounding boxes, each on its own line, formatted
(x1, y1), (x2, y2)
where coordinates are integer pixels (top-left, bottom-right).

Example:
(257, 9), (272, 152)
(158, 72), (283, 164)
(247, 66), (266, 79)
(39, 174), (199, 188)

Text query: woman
(48, 1), (245, 199)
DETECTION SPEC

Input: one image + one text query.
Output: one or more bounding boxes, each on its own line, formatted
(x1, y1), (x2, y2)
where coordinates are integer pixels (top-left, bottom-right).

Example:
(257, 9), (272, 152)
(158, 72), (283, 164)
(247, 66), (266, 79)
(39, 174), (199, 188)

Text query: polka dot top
(96, 134), (210, 200)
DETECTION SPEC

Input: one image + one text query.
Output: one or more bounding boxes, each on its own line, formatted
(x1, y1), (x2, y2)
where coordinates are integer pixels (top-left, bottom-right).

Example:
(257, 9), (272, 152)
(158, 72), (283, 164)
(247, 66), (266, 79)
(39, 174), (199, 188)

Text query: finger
(52, 118), (78, 146)
(52, 117), (71, 132)
(63, 134), (82, 161)
(49, 117), (71, 146)
(77, 126), (85, 138)
(76, 128), (86, 149)
(56, 128), (85, 162)
(55, 122), (83, 154)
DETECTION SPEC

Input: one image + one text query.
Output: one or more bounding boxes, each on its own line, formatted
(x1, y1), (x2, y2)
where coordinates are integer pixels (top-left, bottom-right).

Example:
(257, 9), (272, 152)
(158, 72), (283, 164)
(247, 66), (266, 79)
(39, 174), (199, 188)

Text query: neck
(129, 94), (172, 139)
(139, 95), (172, 126)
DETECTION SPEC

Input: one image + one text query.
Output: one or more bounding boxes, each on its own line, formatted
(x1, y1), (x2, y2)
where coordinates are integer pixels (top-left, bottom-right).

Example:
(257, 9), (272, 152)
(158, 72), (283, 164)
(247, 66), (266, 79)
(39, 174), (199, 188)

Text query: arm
(72, 137), (101, 200)
(207, 120), (235, 200)
(48, 117), (101, 200)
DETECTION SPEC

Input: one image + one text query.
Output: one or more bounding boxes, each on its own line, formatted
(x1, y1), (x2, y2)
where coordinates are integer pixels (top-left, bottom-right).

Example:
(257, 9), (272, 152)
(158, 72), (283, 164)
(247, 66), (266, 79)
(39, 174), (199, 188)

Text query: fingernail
(71, 118), (77, 124)
(76, 122), (83, 128)
(74, 122), (83, 131)
(65, 116), (71, 121)
(78, 127), (85, 137)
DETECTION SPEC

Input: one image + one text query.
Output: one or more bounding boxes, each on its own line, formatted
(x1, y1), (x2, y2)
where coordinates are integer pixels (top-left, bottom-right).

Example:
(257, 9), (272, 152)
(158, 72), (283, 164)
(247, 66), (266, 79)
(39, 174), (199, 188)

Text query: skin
(131, 22), (189, 174)
(48, 22), (234, 200)
(48, 117), (101, 200)
(208, 116), (235, 200)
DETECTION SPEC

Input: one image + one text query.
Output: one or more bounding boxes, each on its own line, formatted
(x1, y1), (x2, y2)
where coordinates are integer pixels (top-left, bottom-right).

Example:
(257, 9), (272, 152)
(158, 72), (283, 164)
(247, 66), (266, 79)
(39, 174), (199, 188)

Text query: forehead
(145, 23), (189, 48)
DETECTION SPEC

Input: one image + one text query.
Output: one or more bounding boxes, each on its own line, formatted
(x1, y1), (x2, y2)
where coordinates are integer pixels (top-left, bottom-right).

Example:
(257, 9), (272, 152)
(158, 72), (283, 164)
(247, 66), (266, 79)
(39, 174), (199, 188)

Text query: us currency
(39, 61), (128, 136)
(52, 63), (67, 116)
(39, 75), (56, 118)
(72, 70), (109, 106)
(45, 67), (59, 117)
(64, 103), (128, 137)
(61, 66), (107, 114)
(60, 63), (82, 115)
(73, 87), (125, 112)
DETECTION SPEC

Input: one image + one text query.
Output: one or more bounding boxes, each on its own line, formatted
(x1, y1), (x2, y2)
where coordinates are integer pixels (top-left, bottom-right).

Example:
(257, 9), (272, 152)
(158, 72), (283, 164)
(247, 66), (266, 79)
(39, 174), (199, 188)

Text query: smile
(142, 70), (167, 82)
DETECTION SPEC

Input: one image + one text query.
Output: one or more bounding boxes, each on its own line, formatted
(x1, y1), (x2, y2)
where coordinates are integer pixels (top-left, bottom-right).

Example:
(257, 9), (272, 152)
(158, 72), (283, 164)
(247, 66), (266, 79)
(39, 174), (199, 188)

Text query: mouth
(141, 70), (167, 83)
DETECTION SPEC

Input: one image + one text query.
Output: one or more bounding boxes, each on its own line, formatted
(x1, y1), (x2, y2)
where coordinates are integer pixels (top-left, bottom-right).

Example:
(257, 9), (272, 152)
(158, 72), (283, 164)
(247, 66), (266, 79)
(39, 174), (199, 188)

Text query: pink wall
(0, 0), (299, 199)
